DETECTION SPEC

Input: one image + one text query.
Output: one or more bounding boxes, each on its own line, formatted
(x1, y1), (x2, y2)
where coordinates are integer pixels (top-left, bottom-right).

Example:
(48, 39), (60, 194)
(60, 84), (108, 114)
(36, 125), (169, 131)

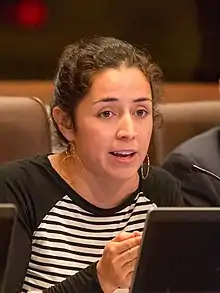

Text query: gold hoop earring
(141, 154), (150, 180)
(60, 141), (83, 182)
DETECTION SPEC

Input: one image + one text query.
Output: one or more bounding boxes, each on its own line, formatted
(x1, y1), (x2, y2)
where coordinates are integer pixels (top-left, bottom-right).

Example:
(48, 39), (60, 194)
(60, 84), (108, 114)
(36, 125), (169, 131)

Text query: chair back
(0, 96), (51, 164)
(150, 101), (220, 165)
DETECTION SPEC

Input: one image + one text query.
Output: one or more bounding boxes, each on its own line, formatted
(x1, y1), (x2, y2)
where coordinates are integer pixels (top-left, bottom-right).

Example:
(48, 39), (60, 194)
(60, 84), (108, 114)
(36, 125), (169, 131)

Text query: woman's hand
(97, 231), (142, 293)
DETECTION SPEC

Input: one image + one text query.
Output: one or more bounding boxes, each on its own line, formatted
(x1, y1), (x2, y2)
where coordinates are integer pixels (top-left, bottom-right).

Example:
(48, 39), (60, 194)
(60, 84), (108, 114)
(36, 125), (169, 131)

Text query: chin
(108, 167), (138, 181)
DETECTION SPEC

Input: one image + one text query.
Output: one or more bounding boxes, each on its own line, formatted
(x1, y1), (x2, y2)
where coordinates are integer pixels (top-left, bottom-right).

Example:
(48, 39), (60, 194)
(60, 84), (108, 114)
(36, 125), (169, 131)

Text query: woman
(0, 36), (183, 293)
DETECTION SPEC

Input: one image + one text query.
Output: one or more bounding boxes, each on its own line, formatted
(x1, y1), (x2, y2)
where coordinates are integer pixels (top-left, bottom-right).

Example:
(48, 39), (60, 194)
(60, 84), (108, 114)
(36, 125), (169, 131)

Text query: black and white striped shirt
(23, 193), (156, 291)
(0, 154), (183, 293)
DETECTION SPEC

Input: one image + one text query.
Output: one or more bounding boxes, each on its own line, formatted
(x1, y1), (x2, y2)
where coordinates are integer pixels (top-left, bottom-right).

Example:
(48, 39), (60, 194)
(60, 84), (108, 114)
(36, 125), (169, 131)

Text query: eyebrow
(92, 97), (152, 105)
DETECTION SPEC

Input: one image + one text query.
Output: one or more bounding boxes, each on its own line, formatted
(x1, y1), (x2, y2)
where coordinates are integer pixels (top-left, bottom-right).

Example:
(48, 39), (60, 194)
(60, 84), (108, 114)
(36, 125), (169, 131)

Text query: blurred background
(0, 0), (220, 103)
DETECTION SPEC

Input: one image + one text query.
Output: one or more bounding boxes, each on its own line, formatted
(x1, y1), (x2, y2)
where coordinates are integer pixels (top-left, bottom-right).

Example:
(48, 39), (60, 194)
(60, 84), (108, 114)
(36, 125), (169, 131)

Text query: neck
(73, 170), (139, 209)
(49, 154), (139, 209)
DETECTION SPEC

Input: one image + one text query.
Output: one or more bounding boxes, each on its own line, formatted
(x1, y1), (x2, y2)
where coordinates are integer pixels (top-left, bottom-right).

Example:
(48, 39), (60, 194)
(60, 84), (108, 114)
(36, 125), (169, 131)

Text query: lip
(109, 151), (137, 164)
(109, 150), (137, 153)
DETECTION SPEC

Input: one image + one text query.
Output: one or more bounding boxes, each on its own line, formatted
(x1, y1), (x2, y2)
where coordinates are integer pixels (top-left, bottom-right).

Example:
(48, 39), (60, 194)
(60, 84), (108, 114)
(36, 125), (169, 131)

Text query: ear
(52, 106), (75, 142)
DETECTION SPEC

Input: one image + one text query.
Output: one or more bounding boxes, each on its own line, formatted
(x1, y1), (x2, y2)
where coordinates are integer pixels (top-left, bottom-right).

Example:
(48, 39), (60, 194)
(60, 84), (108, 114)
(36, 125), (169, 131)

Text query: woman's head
(52, 36), (162, 180)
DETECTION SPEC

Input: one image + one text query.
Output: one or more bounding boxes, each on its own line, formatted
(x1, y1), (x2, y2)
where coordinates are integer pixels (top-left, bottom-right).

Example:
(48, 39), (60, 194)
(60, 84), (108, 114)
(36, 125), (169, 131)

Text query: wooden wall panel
(0, 81), (219, 104)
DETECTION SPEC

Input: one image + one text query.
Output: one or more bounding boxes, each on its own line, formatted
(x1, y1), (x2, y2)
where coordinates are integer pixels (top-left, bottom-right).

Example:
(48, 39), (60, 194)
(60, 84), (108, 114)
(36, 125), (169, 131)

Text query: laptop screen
(0, 204), (16, 293)
(130, 208), (220, 293)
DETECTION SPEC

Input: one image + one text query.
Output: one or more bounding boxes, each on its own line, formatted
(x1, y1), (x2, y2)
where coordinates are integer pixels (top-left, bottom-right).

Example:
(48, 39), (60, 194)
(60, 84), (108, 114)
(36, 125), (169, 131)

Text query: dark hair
(51, 36), (163, 145)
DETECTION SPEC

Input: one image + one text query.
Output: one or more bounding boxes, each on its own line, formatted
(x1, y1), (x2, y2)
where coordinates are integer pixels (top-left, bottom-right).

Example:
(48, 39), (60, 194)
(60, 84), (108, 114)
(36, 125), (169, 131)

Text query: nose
(116, 114), (137, 140)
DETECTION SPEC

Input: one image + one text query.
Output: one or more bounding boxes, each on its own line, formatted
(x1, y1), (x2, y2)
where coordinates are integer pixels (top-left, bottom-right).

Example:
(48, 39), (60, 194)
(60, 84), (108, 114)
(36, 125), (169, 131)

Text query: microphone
(191, 164), (220, 181)
(176, 158), (220, 182)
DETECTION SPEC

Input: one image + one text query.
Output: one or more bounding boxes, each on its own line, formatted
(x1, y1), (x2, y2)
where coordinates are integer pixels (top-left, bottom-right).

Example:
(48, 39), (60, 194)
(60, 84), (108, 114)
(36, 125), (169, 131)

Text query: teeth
(114, 151), (133, 155)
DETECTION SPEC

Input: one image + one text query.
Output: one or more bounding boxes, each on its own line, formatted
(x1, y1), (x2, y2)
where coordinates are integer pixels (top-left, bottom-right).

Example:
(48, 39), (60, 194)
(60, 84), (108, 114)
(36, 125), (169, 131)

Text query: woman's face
(64, 66), (153, 180)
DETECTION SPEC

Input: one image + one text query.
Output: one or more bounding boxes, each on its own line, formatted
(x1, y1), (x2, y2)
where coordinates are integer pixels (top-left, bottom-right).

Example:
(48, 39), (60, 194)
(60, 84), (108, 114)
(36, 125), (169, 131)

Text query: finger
(116, 245), (140, 267)
(113, 232), (136, 242)
(123, 270), (134, 288)
(114, 235), (142, 254)
(117, 261), (136, 289)
(122, 255), (138, 271)
(133, 231), (142, 237)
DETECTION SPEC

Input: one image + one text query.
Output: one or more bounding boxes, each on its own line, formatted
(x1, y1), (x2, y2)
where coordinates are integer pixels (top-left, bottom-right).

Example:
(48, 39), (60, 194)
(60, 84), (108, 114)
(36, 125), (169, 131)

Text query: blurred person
(0, 36), (183, 293)
(162, 127), (220, 206)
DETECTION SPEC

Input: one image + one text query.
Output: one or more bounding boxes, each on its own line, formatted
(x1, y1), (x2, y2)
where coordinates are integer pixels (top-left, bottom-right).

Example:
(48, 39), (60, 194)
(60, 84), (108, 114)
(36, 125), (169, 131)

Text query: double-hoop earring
(60, 141), (83, 182)
(141, 154), (150, 180)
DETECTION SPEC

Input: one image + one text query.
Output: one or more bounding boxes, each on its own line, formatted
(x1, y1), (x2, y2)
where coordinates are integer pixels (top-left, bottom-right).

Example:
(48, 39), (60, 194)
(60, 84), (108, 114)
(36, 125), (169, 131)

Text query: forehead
(88, 66), (152, 100)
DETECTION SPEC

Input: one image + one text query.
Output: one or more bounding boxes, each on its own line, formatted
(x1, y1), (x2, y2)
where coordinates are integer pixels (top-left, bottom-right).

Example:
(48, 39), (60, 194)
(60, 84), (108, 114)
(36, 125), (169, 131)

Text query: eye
(135, 109), (149, 117)
(98, 111), (114, 119)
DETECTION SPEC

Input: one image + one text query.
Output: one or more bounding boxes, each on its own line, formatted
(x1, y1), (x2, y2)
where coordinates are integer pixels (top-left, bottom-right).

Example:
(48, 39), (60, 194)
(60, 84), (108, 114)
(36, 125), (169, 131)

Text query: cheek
(76, 125), (109, 155)
(140, 119), (153, 147)
(143, 131), (152, 147)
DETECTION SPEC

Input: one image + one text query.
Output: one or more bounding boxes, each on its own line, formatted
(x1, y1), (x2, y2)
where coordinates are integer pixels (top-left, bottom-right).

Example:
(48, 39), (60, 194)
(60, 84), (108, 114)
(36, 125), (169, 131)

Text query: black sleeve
(0, 164), (35, 293)
(162, 153), (220, 206)
(43, 262), (102, 293)
(0, 163), (103, 293)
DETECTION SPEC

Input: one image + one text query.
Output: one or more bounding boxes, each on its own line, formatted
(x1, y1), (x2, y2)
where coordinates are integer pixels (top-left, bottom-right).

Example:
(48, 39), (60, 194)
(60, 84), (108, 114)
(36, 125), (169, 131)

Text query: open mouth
(109, 151), (136, 158)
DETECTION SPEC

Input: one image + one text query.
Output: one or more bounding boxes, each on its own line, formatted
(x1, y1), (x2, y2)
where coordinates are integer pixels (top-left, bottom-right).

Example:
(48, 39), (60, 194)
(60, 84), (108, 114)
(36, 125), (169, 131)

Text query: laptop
(130, 208), (220, 293)
(0, 204), (17, 293)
